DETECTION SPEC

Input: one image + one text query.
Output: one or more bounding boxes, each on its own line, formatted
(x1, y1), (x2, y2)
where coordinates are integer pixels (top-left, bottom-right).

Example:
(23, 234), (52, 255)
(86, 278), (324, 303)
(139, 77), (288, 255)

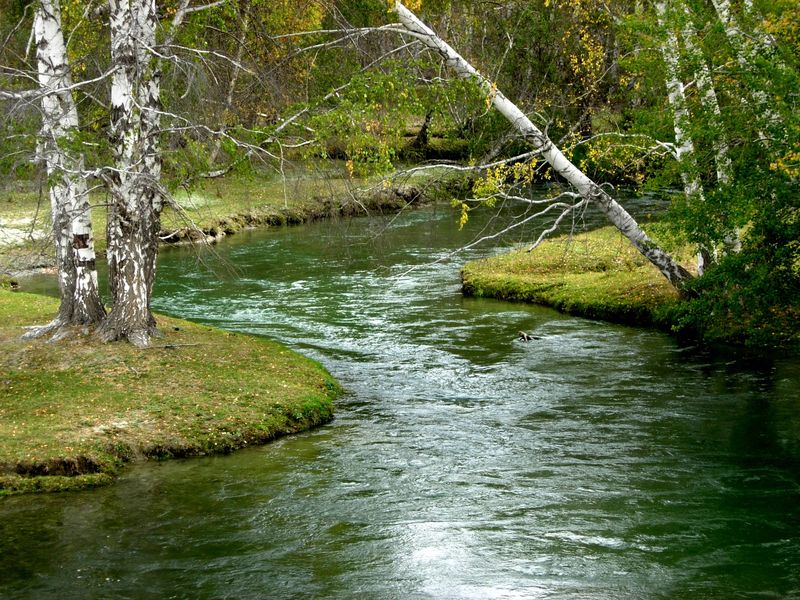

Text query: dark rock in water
(518, 331), (541, 342)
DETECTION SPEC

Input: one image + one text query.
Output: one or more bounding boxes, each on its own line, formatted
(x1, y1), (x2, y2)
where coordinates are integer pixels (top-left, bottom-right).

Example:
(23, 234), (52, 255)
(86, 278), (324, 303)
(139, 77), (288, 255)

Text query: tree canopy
(0, 0), (797, 344)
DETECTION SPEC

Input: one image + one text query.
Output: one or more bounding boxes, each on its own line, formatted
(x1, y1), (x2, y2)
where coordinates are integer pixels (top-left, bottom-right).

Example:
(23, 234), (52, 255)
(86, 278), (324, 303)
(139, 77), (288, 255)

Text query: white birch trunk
(394, 2), (692, 290)
(681, 3), (741, 254)
(680, 4), (731, 185)
(135, 0), (162, 333)
(100, 0), (161, 347)
(26, 0), (104, 339)
(655, 0), (709, 274)
(709, 0), (782, 135)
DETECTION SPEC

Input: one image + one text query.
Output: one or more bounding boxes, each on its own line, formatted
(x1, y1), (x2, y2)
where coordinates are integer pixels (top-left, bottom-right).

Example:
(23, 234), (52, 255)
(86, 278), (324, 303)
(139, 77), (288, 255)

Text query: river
(2, 204), (800, 599)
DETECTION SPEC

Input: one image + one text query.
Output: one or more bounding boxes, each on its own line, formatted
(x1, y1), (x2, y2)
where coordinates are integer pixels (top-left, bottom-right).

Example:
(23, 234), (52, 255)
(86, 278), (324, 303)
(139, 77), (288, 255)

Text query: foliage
(304, 59), (486, 175)
(667, 242), (800, 348)
(0, 0), (797, 346)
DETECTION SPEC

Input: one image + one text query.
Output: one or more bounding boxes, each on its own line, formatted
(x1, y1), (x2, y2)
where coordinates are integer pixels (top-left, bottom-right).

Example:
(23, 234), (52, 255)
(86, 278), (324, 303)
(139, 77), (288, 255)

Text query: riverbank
(158, 173), (430, 246)
(461, 226), (690, 329)
(0, 287), (340, 496)
(0, 164), (444, 275)
(462, 227), (800, 348)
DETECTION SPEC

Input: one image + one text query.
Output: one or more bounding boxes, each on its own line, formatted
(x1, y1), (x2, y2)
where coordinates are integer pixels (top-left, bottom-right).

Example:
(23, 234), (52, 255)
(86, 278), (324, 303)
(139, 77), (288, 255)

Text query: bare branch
(156, 43), (256, 75)
(394, 194), (587, 277)
(184, 1), (227, 15)
(272, 40), (421, 136)
(0, 67), (115, 103)
(0, 88), (39, 100)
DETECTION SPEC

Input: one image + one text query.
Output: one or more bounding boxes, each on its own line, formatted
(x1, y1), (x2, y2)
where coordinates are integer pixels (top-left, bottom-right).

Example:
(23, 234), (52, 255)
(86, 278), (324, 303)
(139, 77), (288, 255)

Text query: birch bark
(99, 0), (162, 347)
(25, 0), (104, 339)
(709, 0), (782, 135)
(393, 1), (692, 290)
(680, 3), (741, 253)
(680, 4), (731, 185)
(655, 0), (709, 274)
(135, 0), (162, 334)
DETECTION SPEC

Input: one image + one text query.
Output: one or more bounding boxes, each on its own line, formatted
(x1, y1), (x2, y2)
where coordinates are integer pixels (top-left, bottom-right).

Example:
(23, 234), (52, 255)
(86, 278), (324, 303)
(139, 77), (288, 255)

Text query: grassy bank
(0, 164), (440, 274)
(160, 172), (429, 245)
(0, 288), (340, 496)
(462, 226), (693, 328)
(462, 227), (800, 348)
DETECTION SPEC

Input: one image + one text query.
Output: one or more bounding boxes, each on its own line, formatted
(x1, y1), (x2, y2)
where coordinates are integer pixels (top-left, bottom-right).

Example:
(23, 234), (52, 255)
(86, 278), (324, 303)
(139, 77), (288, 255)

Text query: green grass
(0, 289), (340, 496)
(462, 226), (694, 327)
(0, 163), (433, 273)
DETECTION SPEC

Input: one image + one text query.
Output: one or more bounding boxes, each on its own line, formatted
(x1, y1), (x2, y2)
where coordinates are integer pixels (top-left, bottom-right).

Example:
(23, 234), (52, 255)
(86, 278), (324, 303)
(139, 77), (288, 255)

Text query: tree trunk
(656, 0), (710, 274)
(99, 0), (162, 347)
(393, 2), (693, 291)
(681, 3), (741, 254)
(680, 4), (731, 185)
(135, 0), (163, 333)
(709, 0), (782, 136)
(25, 0), (104, 340)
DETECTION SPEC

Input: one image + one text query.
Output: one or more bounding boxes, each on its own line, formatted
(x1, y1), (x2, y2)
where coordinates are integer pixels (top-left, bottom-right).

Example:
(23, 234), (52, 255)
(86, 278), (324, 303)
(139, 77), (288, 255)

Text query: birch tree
(679, 2), (741, 254)
(98, 0), (170, 347)
(392, 1), (692, 290)
(99, 0), (224, 346)
(655, 0), (711, 273)
(709, 0), (784, 139)
(24, 0), (105, 339)
(679, 3), (731, 186)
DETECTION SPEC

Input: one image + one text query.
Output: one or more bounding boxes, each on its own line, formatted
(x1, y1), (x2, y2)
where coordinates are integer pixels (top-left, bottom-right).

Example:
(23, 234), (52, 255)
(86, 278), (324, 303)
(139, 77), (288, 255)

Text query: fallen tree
(392, 1), (693, 292)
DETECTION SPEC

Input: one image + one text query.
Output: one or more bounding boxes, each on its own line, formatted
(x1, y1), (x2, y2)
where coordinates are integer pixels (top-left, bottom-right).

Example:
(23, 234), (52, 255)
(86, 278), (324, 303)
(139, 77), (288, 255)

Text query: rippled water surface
(3, 206), (800, 599)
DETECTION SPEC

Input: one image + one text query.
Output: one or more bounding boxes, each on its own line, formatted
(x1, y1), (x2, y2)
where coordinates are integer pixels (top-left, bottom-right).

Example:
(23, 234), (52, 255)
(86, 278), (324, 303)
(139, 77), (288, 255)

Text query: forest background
(0, 0), (798, 346)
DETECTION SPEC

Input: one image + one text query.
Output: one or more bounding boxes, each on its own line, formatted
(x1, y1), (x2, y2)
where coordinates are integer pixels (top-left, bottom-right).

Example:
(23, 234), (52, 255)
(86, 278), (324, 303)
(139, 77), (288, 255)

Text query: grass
(0, 288), (340, 496)
(0, 162), (434, 274)
(462, 226), (695, 327)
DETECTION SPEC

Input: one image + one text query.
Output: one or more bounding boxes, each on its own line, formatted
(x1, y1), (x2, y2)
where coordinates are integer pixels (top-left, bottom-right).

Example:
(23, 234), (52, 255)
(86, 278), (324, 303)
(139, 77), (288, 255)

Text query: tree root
(21, 319), (65, 341)
(97, 321), (160, 348)
(22, 321), (92, 343)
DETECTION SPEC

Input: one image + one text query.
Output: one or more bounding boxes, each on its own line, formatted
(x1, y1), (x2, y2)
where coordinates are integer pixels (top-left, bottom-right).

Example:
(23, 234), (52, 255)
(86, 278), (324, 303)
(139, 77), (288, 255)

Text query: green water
(2, 205), (800, 599)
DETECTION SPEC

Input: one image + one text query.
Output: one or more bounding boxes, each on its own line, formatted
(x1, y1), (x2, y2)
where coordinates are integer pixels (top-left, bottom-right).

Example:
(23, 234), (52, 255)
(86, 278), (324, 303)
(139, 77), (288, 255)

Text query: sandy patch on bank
(0, 218), (46, 247)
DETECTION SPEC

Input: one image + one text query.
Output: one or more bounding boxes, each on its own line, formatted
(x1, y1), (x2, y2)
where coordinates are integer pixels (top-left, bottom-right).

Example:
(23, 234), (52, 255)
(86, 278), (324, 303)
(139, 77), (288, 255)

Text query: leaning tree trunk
(394, 1), (692, 291)
(25, 0), (104, 340)
(100, 0), (162, 347)
(656, 0), (710, 274)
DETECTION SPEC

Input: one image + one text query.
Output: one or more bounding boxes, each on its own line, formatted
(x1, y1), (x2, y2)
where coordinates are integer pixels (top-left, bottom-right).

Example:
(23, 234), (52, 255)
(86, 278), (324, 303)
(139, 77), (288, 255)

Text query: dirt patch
(0, 226), (45, 248)
(9, 456), (103, 477)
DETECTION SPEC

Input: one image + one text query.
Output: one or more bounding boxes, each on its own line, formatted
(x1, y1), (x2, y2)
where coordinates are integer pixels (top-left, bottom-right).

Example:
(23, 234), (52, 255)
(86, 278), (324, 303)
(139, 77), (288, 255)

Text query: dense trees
(0, 0), (797, 343)
(393, 1), (693, 289)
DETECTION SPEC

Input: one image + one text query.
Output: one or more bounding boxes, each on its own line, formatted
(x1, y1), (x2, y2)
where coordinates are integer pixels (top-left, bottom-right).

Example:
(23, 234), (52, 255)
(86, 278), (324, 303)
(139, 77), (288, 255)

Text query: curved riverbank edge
(159, 184), (429, 246)
(0, 289), (341, 496)
(461, 227), (685, 330)
(0, 182), (435, 276)
(462, 227), (800, 350)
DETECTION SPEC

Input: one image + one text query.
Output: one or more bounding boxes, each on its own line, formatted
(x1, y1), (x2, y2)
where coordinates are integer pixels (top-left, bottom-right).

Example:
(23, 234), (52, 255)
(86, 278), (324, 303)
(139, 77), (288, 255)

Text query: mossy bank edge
(0, 287), (340, 496)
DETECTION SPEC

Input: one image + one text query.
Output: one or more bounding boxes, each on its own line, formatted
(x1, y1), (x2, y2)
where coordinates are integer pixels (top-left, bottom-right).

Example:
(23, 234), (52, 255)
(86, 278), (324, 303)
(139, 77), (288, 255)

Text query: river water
(2, 205), (800, 599)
